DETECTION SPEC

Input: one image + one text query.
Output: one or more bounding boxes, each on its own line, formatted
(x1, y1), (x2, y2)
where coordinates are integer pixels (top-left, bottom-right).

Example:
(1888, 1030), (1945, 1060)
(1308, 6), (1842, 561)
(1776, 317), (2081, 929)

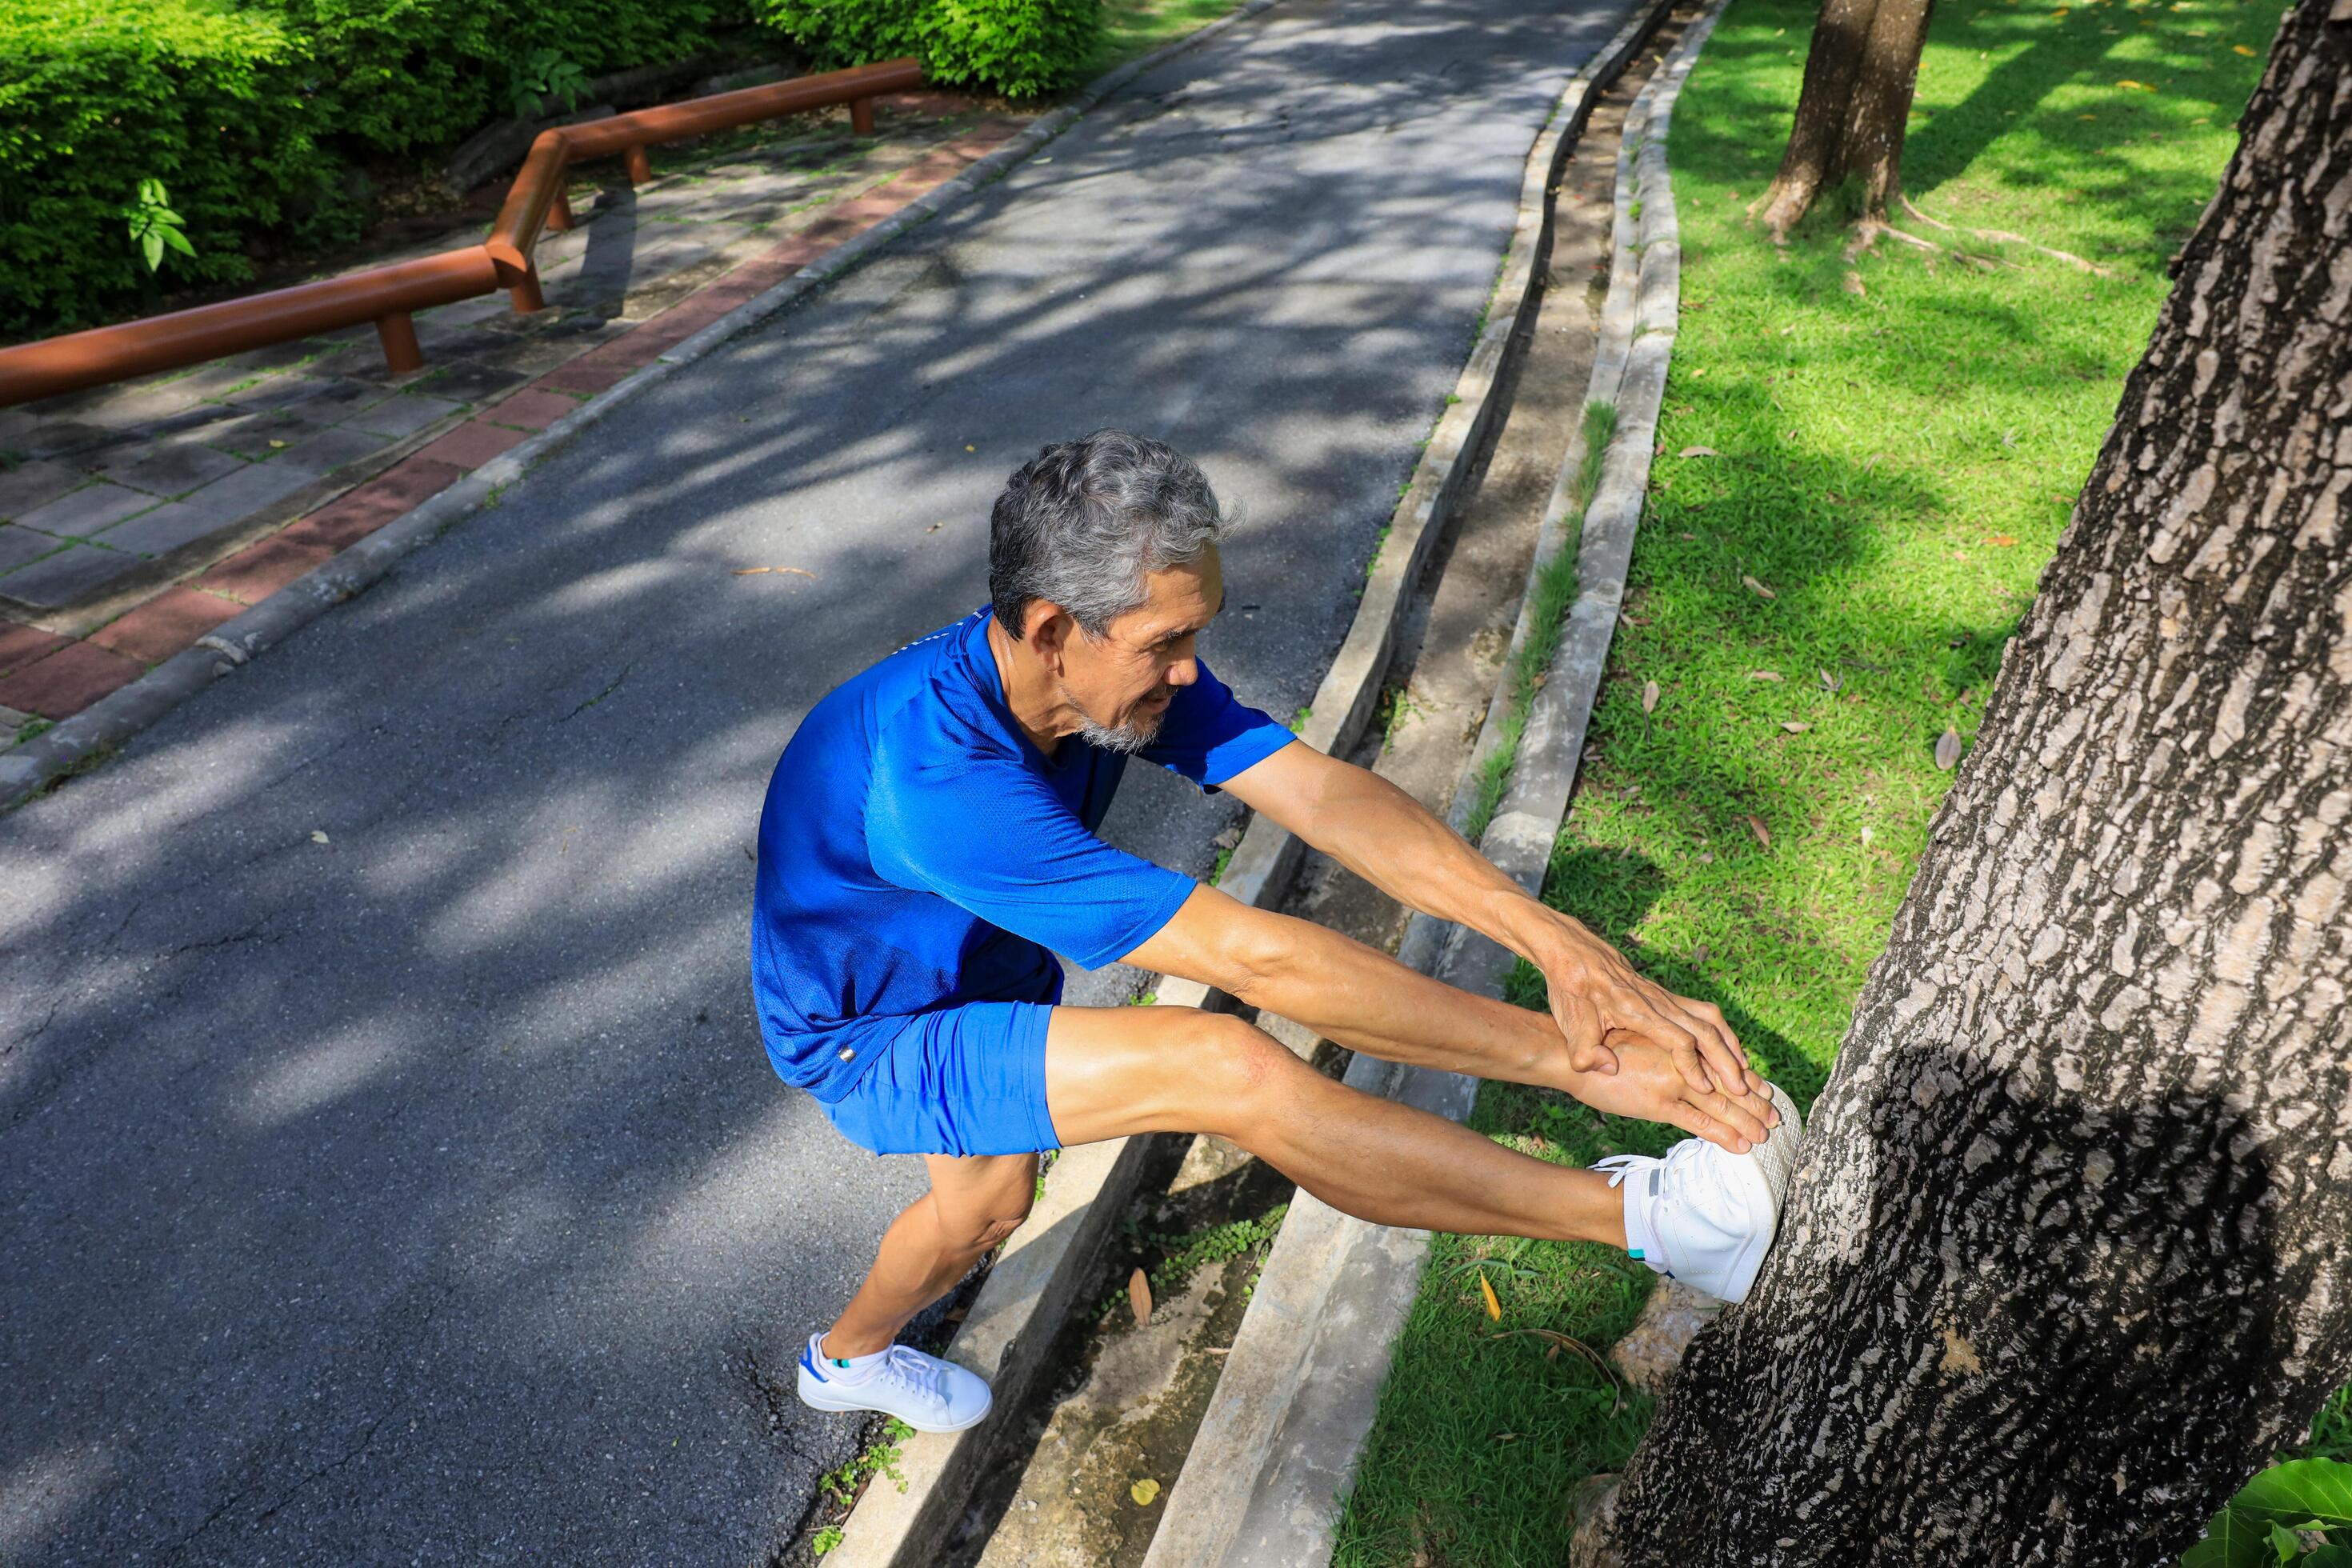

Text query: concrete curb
(0, 2), (1293, 814)
(818, 2), (1682, 1562)
(1139, 4), (1729, 1562)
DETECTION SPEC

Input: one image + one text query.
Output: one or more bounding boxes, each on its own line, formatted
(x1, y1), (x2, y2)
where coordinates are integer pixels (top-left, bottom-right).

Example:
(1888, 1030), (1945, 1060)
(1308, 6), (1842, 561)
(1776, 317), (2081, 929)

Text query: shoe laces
(875, 1346), (946, 1407)
(1594, 1139), (1711, 1202)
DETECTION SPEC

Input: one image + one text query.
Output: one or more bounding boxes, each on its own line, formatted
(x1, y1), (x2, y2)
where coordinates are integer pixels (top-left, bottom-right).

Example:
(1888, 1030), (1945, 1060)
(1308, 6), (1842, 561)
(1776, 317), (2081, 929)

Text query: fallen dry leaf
(1746, 814), (1771, 850)
(1935, 728), (1964, 770)
(1129, 1267), (1153, 1326)
(1678, 445), (1722, 459)
(310, 830), (330, 845)
(2116, 78), (2158, 90)
(1690, 944), (1710, 964)
(732, 566), (818, 578)
(1746, 670), (1782, 682)
(2234, 42), (2254, 54)
(1819, 668), (1842, 692)
(1479, 1271), (1502, 1322)
(1130, 1478), (1162, 1506)
(1742, 575), (1778, 600)
(1781, 721), (1812, 734)
(1641, 679), (1660, 714)
(1982, 534), (2018, 547)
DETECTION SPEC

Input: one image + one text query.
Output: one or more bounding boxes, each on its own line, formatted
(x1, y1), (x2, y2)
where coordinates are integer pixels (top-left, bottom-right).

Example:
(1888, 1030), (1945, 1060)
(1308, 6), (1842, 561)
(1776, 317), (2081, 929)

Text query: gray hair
(989, 430), (1225, 640)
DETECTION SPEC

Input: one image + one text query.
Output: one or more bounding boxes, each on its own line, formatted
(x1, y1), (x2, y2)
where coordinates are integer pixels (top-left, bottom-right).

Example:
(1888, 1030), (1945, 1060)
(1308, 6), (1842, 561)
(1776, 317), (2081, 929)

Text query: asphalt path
(0, 0), (1634, 1558)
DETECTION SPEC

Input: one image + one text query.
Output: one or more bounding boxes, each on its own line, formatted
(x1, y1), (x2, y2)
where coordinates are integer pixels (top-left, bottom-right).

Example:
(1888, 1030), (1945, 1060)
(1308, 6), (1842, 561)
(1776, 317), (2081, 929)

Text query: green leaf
(2302, 1545), (2352, 1567)
(2274, 1524), (2307, 1563)
(2234, 1462), (2352, 1531)
(137, 177), (168, 205)
(2186, 1510), (2283, 1568)
(159, 226), (196, 258)
(140, 229), (164, 272)
(149, 206), (184, 226)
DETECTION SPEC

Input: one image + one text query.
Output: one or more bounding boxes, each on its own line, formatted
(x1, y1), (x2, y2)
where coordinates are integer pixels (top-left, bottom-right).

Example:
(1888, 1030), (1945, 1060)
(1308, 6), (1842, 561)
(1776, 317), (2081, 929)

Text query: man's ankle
(820, 1330), (890, 1360)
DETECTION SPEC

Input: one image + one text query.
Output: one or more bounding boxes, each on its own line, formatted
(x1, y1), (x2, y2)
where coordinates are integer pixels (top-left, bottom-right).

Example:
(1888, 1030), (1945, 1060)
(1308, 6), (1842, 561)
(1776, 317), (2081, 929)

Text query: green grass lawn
(1090, 0), (1254, 74)
(1330, 0), (2290, 1559)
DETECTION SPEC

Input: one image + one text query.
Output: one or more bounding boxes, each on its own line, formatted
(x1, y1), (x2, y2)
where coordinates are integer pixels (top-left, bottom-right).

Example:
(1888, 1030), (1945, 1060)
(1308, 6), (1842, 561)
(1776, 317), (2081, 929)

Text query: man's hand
(1562, 1037), (1779, 1154)
(1537, 919), (1770, 1110)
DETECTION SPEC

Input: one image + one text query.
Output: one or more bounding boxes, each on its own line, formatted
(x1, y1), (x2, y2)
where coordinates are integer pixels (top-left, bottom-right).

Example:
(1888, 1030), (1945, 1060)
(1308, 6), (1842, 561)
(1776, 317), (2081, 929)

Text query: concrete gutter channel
(820, 0), (1708, 1562)
(0, 0), (1290, 813)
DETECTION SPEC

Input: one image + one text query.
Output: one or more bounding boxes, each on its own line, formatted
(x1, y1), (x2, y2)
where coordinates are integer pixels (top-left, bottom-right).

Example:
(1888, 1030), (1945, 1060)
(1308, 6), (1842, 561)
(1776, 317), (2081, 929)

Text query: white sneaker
(1594, 1082), (1802, 1304)
(796, 1334), (994, 1434)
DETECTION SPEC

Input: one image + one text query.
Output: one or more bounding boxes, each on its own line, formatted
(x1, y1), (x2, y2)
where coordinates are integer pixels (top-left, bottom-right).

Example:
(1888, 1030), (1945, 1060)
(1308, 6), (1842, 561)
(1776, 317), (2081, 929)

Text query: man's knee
(930, 1158), (1038, 1253)
(1188, 1013), (1299, 1130)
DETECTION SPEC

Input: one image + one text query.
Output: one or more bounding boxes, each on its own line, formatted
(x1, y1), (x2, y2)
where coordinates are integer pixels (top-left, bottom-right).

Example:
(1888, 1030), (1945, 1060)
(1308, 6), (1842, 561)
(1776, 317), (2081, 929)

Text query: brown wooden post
(851, 96), (876, 136)
(625, 146), (654, 185)
(376, 312), (423, 374)
(548, 187), (575, 233)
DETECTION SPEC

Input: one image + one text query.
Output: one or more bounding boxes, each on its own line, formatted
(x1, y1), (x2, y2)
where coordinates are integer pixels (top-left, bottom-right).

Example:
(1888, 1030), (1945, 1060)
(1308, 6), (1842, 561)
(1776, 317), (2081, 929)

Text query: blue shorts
(818, 1000), (1063, 1158)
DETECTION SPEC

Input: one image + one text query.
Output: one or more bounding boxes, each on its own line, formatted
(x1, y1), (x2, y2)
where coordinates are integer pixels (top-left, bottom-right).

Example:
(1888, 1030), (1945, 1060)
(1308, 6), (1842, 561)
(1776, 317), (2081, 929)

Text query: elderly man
(754, 430), (1799, 1433)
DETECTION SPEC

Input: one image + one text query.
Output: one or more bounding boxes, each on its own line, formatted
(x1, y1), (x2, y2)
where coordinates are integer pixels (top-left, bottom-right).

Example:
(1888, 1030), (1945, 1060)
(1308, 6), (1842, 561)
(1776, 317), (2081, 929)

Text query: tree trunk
(1837, 0), (1934, 217)
(1610, 4), (2352, 1564)
(1754, 0), (1936, 235)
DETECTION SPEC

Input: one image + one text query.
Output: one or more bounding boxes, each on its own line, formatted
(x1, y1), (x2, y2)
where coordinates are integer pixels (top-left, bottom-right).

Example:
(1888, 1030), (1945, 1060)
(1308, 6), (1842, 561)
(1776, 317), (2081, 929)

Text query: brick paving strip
(0, 93), (1032, 755)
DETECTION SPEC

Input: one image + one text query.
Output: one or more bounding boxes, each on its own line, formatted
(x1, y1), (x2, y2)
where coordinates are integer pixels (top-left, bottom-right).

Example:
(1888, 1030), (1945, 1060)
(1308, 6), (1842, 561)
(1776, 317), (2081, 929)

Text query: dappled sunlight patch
(236, 1023), (409, 1129)
(0, 1445), (116, 1561)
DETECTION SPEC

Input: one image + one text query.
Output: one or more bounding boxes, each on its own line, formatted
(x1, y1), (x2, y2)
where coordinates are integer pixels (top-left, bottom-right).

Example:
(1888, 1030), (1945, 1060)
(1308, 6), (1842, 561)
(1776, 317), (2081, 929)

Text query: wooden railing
(0, 58), (926, 409)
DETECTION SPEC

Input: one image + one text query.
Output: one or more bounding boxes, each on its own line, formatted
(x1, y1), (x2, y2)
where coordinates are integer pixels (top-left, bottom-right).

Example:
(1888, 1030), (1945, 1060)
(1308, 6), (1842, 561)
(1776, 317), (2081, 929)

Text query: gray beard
(1075, 714), (1160, 754)
(1069, 690), (1166, 754)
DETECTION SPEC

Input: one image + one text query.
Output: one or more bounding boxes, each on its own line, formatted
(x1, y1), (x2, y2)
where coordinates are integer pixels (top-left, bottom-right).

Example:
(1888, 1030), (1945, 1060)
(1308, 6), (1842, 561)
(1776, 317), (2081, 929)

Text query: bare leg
(822, 1151), (1038, 1358)
(1044, 1006), (1628, 1248)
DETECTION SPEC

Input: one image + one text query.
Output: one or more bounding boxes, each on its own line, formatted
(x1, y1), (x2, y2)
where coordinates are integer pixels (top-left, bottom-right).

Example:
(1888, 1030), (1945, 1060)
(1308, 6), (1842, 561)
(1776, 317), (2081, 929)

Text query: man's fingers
(1628, 1003), (1714, 1094)
(1697, 1087), (1770, 1146)
(1555, 995), (1619, 1076)
(1670, 1106), (1750, 1154)
(1666, 994), (1774, 1126)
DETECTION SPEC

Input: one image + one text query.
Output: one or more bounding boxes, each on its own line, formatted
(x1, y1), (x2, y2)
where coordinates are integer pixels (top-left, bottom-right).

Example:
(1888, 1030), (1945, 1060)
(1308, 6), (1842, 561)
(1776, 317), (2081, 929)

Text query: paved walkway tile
(0, 638), (143, 718)
(87, 586), (246, 664)
(0, 93), (1034, 746)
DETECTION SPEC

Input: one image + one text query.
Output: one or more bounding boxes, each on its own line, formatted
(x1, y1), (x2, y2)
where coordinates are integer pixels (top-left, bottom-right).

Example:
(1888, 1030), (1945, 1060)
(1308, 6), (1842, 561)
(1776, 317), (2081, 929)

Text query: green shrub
(0, 0), (746, 342)
(757, 0), (1099, 96)
(0, 0), (342, 335)
(274, 0), (740, 158)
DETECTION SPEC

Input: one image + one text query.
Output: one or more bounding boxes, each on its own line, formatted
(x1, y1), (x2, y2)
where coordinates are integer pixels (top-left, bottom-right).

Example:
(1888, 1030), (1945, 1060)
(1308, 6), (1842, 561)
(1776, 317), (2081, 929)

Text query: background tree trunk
(1754, 0), (1935, 234)
(1610, 4), (2352, 1564)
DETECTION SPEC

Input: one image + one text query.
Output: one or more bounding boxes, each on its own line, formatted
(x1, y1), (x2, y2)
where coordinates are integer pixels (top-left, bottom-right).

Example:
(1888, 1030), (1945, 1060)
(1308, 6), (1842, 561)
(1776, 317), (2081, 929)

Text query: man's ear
(1024, 602), (1074, 672)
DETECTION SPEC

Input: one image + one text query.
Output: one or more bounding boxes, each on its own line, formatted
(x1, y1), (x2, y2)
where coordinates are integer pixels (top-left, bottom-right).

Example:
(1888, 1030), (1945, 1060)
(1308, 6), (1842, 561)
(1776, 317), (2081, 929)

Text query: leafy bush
(756, 0), (1099, 96)
(2185, 1458), (2352, 1566)
(0, 0), (340, 335)
(0, 0), (744, 341)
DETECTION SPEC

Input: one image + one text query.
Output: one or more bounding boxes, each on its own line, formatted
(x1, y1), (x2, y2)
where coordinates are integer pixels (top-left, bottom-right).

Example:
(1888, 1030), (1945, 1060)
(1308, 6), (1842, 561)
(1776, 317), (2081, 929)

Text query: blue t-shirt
(751, 606), (1294, 1101)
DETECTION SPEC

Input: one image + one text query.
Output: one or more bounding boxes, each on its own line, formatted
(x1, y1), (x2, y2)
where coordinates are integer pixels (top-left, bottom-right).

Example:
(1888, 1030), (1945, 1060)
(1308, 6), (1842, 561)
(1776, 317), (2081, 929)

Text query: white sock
(809, 1331), (890, 1383)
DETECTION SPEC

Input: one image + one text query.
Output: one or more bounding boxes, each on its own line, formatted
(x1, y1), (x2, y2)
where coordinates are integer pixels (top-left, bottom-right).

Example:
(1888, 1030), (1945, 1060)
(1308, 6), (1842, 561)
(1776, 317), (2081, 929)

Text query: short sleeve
(1139, 658), (1296, 791)
(866, 730), (1195, 969)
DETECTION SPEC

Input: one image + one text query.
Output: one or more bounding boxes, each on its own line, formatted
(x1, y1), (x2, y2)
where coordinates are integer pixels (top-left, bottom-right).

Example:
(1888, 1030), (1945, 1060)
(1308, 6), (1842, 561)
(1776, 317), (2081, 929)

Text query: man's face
(1057, 546), (1224, 752)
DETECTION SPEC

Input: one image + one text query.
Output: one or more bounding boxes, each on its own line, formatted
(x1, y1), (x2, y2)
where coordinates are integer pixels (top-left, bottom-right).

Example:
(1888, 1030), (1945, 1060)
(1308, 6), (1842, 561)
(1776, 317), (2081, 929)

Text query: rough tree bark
(1754, 0), (1936, 235)
(1610, 3), (2352, 1563)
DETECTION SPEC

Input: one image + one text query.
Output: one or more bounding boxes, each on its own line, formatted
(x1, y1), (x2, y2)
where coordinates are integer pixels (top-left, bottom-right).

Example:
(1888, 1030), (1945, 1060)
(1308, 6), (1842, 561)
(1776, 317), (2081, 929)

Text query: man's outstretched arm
(1120, 883), (1777, 1152)
(1219, 739), (1770, 1106)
